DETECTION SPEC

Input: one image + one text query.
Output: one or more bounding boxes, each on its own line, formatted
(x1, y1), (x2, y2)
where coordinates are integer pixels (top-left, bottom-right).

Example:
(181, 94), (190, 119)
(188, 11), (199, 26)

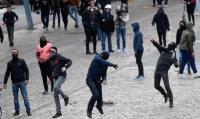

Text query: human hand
(61, 67), (66, 72)
(192, 53), (195, 57)
(25, 80), (29, 85)
(150, 39), (155, 43)
(102, 80), (107, 85)
(113, 64), (118, 69)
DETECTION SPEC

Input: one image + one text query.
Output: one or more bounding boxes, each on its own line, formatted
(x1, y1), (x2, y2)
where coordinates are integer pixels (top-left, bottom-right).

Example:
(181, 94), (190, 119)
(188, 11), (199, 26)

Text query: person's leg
(61, 6), (68, 29)
(116, 27), (121, 49)
(157, 31), (163, 46)
(57, 8), (61, 27)
(53, 76), (68, 99)
(121, 28), (126, 50)
(46, 10), (50, 28)
(12, 82), (20, 113)
(154, 71), (167, 97)
(69, 6), (76, 22)
(191, 3), (196, 25)
(163, 31), (167, 47)
(73, 6), (79, 27)
(153, 0), (156, 6)
(41, 11), (46, 28)
(86, 79), (99, 113)
(179, 50), (189, 74)
(19, 81), (31, 113)
(135, 51), (144, 76)
(7, 27), (11, 45)
(85, 28), (91, 53)
(54, 89), (61, 113)
(162, 72), (173, 102)
(52, 9), (56, 28)
(165, 0), (168, 5)
(96, 83), (103, 108)
(91, 28), (97, 53)
(38, 62), (48, 92)
(46, 61), (54, 91)
(101, 32), (106, 51)
(188, 52), (197, 73)
(107, 32), (113, 51)
(187, 5), (192, 22)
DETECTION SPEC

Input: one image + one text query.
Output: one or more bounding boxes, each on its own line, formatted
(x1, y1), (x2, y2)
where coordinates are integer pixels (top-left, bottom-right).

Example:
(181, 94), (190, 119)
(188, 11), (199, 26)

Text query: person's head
(40, 36), (48, 48)
(131, 22), (140, 33)
(101, 51), (110, 60)
(12, 48), (19, 60)
(179, 20), (186, 29)
(121, 3), (127, 12)
(157, 6), (164, 14)
(7, 5), (12, 12)
(167, 42), (176, 51)
(49, 46), (58, 58)
(89, 0), (96, 7)
(105, 4), (112, 13)
(186, 22), (194, 31)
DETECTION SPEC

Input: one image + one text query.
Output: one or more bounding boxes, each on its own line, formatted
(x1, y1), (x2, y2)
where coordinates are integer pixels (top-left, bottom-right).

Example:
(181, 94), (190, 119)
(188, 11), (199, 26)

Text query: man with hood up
(152, 6), (170, 47)
(36, 36), (54, 95)
(179, 22), (200, 79)
(132, 22), (144, 80)
(176, 20), (191, 75)
(151, 39), (178, 108)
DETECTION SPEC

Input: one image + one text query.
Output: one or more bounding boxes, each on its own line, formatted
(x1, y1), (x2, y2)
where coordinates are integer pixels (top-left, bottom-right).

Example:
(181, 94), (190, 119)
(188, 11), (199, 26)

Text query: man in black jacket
(3, 48), (32, 116)
(49, 47), (72, 118)
(152, 7), (170, 47)
(151, 39), (178, 108)
(3, 5), (18, 47)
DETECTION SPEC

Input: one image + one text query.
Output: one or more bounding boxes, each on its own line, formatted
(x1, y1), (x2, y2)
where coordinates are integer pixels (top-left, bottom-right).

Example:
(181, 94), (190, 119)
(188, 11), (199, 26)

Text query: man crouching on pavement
(49, 47), (72, 118)
(86, 51), (118, 118)
(151, 39), (178, 108)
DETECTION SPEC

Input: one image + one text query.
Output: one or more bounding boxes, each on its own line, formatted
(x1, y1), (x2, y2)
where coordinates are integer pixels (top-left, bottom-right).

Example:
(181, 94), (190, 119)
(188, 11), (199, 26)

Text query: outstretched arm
(151, 39), (167, 53)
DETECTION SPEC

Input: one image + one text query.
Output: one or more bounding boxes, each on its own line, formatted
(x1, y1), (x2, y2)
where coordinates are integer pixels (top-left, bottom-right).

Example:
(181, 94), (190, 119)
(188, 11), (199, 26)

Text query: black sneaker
(13, 111), (19, 116)
(86, 51), (93, 55)
(87, 111), (92, 119)
(169, 101), (173, 108)
(64, 97), (69, 106)
(52, 113), (62, 118)
(51, 88), (54, 92)
(109, 50), (114, 53)
(42, 91), (48, 95)
(96, 106), (104, 114)
(52, 25), (55, 29)
(75, 24), (79, 28)
(27, 111), (32, 116)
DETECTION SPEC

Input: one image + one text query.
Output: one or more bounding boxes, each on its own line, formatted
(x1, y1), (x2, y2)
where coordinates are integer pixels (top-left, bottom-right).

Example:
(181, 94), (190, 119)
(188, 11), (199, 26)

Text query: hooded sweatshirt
(179, 23), (195, 52)
(132, 22), (143, 52)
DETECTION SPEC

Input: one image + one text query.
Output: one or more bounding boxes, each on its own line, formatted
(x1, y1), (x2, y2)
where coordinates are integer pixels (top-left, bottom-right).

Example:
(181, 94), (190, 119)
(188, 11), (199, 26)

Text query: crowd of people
(0, 0), (200, 119)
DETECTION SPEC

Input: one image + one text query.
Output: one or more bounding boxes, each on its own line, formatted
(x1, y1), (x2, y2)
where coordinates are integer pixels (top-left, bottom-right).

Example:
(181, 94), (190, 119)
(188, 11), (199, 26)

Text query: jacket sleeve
(4, 62), (11, 84)
(101, 67), (108, 81)
(176, 29), (180, 45)
(3, 13), (6, 23)
(152, 40), (167, 53)
(187, 33), (195, 52)
(22, 60), (29, 80)
(134, 33), (143, 52)
(60, 56), (72, 69)
(121, 14), (129, 22)
(95, 56), (114, 66)
(14, 12), (18, 21)
(152, 15), (156, 26)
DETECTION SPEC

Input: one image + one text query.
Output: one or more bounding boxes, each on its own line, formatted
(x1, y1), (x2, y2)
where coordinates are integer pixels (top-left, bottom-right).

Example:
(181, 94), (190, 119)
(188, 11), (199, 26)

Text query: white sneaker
(193, 73), (200, 78)
(179, 74), (185, 79)
(122, 48), (126, 53)
(138, 76), (145, 80)
(117, 49), (121, 53)
(164, 5), (168, 7)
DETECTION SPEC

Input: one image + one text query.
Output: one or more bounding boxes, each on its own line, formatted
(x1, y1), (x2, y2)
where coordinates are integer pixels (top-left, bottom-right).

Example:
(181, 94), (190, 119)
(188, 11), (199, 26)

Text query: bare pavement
(1, 0), (200, 119)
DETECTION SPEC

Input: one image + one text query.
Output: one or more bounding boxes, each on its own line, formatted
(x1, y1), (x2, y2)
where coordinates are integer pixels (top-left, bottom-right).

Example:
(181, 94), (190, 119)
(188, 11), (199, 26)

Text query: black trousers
(154, 71), (173, 102)
(135, 50), (144, 76)
(41, 10), (50, 28)
(86, 78), (102, 113)
(157, 30), (167, 47)
(52, 8), (61, 27)
(61, 5), (69, 29)
(38, 61), (54, 92)
(84, 27), (97, 53)
(186, 3), (196, 25)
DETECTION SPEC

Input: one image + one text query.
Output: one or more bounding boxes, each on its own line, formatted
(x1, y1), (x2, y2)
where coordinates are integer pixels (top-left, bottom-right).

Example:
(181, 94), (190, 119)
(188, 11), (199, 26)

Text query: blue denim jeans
(54, 76), (68, 113)
(116, 27), (126, 49)
(101, 32), (113, 51)
(179, 50), (197, 74)
(69, 6), (79, 26)
(12, 81), (31, 112)
(179, 50), (191, 73)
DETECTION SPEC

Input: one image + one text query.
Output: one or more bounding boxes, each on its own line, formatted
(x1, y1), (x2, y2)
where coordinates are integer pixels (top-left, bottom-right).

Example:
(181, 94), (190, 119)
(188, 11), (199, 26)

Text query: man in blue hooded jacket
(132, 22), (144, 80)
(86, 51), (118, 118)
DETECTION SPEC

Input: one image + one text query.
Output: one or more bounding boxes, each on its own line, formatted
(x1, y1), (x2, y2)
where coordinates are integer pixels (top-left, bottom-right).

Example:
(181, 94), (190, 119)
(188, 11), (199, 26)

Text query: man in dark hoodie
(38, 0), (51, 31)
(151, 39), (178, 108)
(152, 6), (170, 47)
(176, 20), (191, 75)
(49, 47), (72, 118)
(36, 36), (54, 95)
(132, 22), (144, 80)
(86, 51), (118, 118)
(3, 48), (32, 116)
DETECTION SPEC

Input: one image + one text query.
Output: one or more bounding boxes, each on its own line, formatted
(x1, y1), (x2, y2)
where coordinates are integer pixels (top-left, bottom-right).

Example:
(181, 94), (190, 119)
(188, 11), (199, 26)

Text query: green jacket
(179, 23), (195, 52)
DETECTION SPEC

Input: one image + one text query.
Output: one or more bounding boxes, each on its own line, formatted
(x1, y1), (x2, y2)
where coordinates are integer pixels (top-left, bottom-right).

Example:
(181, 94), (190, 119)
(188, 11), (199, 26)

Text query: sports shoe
(96, 106), (104, 114)
(117, 49), (121, 53)
(42, 91), (48, 95)
(122, 48), (126, 53)
(193, 73), (200, 78)
(169, 101), (173, 108)
(52, 113), (62, 118)
(64, 97), (69, 106)
(138, 76), (145, 80)
(179, 74), (185, 79)
(13, 111), (20, 116)
(164, 95), (168, 103)
(27, 111), (32, 116)
(164, 5), (168, 7)
(87, 111), (92, 118)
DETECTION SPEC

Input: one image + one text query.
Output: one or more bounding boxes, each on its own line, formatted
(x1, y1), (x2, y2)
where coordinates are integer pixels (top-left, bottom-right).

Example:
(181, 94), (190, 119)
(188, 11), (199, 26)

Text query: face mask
(50, 52), (56, 59)
(12, 54), (18, 60)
